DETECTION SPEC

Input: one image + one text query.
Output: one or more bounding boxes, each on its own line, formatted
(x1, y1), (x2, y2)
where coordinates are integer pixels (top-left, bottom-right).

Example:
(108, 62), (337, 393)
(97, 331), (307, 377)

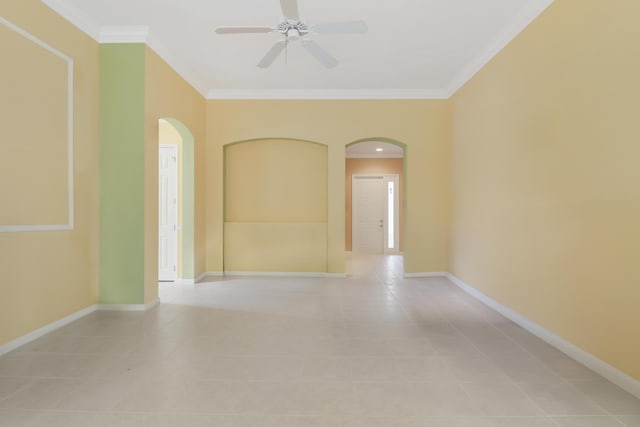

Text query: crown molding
(446, 0), (554, 96)
(99, 26), (149, 43)
(41, 0), (554, 101)
(146, 34), (209, 98)
(206, 88), (450, 100)
(41, 1), (149, 44)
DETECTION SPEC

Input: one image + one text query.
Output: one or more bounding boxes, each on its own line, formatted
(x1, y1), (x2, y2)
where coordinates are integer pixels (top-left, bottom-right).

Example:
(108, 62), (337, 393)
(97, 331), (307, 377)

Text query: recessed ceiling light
(376, 148), (383, 152)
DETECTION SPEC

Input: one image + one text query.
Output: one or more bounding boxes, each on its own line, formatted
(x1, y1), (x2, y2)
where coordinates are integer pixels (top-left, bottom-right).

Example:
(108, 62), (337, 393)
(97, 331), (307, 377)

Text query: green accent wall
(99, 44), (146, 304)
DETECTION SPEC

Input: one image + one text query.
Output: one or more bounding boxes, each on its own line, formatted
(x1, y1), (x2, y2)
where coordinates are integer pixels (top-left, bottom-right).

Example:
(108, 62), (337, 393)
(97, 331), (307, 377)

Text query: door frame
(158, 144), (179, 281)
(352, 173), (400, 254)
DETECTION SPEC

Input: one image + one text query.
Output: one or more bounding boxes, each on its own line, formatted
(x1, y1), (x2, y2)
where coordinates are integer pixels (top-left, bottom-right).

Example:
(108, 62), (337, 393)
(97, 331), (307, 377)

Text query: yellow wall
(0, 1), (99, 344)
(224, 223), (328, 272)
(0, 21), (69, 225)
(451, 0), (640, 380)
(144, 46), (206, 302)
(224, 139), (328, 272)
(345, 158), (404, 252)
(225, 139), (328, 222)
(206, 100), (452, 274)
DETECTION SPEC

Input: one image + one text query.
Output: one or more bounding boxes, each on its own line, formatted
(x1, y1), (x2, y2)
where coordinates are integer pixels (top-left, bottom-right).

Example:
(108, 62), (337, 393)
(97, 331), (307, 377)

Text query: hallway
(0, 255), (638, 426)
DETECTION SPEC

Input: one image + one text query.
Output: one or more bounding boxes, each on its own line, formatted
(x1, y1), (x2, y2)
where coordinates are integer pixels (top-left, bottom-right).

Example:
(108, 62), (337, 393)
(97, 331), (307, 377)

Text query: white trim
(40, 0), (553, 101)
(195, 271), (212, 282)
(224, 271), (346, 278)
(41, 0), (101, 41)
(0, 224), (74, 233)
(446, 273), (640, 400)
(206, 89), (450, 100)
(66, 53), (74, 230)
(39, 0), (208, 98)
(194, 272), (226, 284)
(158, 144), (179, 282)
(0, 305), (97, 357)
(352, 174), (400, 255)
(0, 17), (74, 233)
(99, 26), (149, 43)
(146, 35), (209, 98)
(200, 272), (225, 278)
(174, 272), (210, 285)
(446, 0), (554, 96)
(404, 272), (447, 278)
(97, 298), (160, 312)
(324, 273), (348, 279)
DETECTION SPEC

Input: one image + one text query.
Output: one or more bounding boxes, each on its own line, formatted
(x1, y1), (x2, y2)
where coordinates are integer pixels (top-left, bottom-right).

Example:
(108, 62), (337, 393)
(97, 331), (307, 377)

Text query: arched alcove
(223, 138), (329, 273)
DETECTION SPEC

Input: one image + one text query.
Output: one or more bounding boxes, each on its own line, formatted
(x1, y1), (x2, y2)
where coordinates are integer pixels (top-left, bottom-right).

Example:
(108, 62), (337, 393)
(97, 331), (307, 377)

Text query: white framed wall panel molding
(0, 17), (74, 232)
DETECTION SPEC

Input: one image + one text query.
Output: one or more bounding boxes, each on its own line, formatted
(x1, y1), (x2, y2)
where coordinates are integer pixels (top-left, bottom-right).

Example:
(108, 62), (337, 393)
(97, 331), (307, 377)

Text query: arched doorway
(345, 139), (406, 255)
(158, 118), (195, 283)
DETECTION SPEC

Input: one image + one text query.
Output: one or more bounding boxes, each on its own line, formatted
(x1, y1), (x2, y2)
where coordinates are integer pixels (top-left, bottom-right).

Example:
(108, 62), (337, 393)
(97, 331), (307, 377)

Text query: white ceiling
(41, 0), (552, 99)
(346, 141), (403, 158)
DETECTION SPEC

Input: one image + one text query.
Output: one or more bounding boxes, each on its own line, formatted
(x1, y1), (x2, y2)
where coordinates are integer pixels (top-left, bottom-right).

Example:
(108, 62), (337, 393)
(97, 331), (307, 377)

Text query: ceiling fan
(214, 0), (368, 68)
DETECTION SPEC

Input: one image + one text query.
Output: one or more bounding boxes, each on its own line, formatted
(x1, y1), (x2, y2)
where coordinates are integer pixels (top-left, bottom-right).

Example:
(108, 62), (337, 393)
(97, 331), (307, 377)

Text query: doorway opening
(159, 144), (178, 281)
(345, 140), (405, 256)
(157, 118), (195, 283)
(352, 174), (400, 253)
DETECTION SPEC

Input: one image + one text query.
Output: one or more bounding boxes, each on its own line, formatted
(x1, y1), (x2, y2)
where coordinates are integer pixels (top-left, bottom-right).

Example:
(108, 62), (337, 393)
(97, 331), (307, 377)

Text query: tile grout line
(475, 297), (620, 421)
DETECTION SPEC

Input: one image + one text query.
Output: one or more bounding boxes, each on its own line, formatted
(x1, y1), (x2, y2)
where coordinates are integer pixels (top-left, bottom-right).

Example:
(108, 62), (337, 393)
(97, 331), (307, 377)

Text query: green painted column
(99, 44), (146, 304)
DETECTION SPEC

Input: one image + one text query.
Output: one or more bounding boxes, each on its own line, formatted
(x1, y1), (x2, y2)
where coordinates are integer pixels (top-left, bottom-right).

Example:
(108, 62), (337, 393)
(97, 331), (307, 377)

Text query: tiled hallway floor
(1, 255), (639, 426)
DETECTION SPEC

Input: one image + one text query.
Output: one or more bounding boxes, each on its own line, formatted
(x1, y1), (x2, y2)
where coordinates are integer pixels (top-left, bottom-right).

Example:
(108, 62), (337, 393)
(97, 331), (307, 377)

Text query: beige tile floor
(0, 254), (638, 426)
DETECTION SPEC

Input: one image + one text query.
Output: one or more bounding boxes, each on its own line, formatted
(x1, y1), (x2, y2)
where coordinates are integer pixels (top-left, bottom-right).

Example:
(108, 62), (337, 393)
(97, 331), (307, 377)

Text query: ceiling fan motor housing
(277, 21), (308, 38)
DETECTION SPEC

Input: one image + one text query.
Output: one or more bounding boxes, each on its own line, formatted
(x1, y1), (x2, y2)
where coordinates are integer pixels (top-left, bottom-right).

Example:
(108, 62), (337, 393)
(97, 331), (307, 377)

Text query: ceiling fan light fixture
(277, 21), (308, 37)
(214, 0), (367, 68)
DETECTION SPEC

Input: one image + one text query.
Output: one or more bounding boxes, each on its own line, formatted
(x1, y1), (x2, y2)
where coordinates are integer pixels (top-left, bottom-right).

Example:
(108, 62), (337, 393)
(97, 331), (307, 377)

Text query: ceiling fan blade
(301, 39), (338, 68)
(215, 27), (274, 34)
(311, 21), (368, 34)
(280, 0), (300, 21)
(257, 41), (287, 68)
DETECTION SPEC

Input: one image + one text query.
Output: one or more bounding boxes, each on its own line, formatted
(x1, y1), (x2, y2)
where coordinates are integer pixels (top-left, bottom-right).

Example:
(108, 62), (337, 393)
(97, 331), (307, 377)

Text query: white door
(352, 174), (400, 254)
(352, 176), (385, 253)
(159, 145), (178, 281)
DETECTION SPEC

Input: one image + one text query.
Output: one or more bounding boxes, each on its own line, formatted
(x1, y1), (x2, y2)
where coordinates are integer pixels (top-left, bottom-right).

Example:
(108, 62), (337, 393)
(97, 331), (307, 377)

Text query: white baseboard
(201, 272), (224, 278)
(224, 271), (346, 278)
(0, 304), (97, 357)
(196, 271), (347, 280)
(195, 271), (211, 283)
(0, 298), (162, 356)
(445, 273), (640, 400)
(193, 272), (223, 284)
(404, 272), (447, 278)
(97, 298), (160, 312)
(324, 273), (348, 279)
